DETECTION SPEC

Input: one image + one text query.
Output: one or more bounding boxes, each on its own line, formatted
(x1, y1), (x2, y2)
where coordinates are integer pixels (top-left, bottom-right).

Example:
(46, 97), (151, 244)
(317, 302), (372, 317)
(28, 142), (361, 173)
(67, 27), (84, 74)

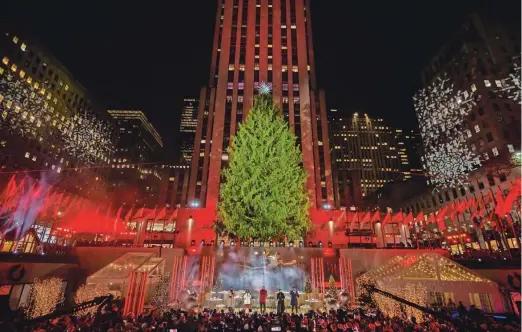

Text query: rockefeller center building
(188, 0), (334, 211)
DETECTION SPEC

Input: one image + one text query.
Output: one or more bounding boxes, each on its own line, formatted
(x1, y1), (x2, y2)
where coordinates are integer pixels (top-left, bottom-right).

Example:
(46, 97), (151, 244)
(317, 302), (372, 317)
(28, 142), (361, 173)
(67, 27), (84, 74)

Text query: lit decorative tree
(152, 273), (170, 311)
(74, 283), (110, 315)
(218, 87), (310, 240)
(26, 277), (64, 318)
(328, 275), (337, 298)
(501, 56), (521, 104)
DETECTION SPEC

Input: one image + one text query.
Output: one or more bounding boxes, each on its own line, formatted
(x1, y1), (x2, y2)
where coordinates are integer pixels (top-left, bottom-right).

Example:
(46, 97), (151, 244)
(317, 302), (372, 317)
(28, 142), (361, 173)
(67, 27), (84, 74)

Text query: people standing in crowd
(290, 286), (299, 313)
(243, 289), (252, 311)
(276, 288), (285, 314)
(259, 286), (267, 313)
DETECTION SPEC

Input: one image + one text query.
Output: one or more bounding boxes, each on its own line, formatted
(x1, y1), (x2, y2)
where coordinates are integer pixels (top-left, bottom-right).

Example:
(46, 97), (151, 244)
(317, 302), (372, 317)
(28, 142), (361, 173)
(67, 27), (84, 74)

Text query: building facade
(179, 98), (199, 164)
(107, 110), (164, 207)
(0, 25), (115, 200)
(395, 129), (423, 180)
(188, 0), (334, 211)
(331, 113), (405, 207)
(163, 164), (191, 208)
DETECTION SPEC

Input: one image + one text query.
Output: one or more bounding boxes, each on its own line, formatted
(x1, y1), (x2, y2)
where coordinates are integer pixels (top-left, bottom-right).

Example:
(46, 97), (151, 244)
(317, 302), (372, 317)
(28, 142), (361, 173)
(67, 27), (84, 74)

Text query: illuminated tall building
(188, 0), (334, 210)
(179, 98), (199, 164)
(331, 113), (402, 206)
(394, 129), (423, 180)
(107, 110), (164, 206)
(0, 26), (115, 200)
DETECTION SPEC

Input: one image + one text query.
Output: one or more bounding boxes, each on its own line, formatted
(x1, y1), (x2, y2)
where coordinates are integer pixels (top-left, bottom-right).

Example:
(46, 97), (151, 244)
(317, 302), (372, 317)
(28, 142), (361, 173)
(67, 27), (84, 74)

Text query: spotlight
(190, 240), (196, 246)
(318, 241), (323, 248)
(269, 241), (274, 247)
(260, 241), (264, 247)
(299, 241), (303, 248)
(279, 241), (284, 247)
(220, 240), (225, 247)
(289, 241), (294, 247)
(230, 240), (235, 247)
(250, 241), (254, 247)
(328, 242), (332, 248)
(200, 240), (205, 246)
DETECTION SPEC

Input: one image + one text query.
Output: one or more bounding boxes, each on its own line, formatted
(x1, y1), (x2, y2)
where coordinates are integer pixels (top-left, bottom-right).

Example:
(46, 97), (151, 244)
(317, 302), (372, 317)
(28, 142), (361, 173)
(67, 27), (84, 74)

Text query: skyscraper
(188, 0), (334, 212)
(179, 98), (199, 164)
(107, 110), (164, 206)
(330, 113), (403, 206)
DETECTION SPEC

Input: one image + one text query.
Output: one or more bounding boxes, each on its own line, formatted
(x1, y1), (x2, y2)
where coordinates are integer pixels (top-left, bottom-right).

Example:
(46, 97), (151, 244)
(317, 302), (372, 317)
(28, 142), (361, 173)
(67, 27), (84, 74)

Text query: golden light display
(74, 283), (110, 315)
(152, 273), (170, 311)
(26, 277), (65, 318)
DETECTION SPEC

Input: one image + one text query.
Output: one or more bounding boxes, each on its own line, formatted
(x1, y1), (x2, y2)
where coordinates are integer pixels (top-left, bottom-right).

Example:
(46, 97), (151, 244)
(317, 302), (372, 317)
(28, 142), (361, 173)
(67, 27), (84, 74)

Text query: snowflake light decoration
(500, 56), (521, 104)
(414, 74), (480, 189)
(0, 72), (113, 164)
(257, 81), (272, 95)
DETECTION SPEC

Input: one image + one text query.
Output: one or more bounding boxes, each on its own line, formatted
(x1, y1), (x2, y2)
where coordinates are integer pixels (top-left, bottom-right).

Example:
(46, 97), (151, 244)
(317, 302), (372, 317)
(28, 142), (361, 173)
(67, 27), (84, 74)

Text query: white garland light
(0, 73), (113, 164)
(501, 57), (521, 104)
(414, 74), (480, 189)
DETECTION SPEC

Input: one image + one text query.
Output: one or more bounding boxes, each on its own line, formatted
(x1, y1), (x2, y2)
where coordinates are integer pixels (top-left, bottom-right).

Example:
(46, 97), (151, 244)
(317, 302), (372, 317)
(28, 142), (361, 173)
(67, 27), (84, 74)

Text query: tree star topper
(257, 81), (272, 95)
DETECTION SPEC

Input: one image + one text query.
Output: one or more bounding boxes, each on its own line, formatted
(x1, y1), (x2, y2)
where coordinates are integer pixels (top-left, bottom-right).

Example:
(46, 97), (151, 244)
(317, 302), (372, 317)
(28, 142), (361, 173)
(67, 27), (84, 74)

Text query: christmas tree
(328, 275), (337, 298)
(218, 86), (310, 240)
(152, 273), (170, 311)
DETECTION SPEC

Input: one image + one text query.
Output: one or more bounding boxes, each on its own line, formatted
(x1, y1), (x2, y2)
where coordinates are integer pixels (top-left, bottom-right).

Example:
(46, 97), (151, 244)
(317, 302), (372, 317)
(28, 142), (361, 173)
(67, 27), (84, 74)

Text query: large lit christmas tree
(218, 83), (310, 240)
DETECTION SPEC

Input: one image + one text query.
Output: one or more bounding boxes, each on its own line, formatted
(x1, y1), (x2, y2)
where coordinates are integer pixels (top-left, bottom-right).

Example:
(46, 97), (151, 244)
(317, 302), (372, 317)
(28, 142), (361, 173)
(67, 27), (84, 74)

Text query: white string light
(501, 56), (521, 104)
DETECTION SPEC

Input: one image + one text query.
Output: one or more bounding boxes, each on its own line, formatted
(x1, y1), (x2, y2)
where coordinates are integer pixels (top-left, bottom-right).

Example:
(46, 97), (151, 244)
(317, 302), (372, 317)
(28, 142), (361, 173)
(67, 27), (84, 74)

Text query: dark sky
(3, 1), (519, 163)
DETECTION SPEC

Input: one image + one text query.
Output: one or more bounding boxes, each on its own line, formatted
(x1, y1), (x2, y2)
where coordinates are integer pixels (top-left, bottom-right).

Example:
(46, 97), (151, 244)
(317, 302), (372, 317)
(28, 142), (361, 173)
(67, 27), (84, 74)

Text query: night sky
(3, 1), (519, 163)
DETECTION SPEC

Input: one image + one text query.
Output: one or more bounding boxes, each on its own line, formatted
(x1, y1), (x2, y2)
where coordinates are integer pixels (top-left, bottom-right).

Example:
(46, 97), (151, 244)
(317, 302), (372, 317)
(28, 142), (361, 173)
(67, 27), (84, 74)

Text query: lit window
(474, 125), (480, 133)
(13, 36), (18, 44)
(19, 70), (25, 78)
(471, 84), (477, 92)
(483, 152), (489, 160)
(484, 80), (491, 87)
(239, 64), (245, 71)
(20, 43), (26, 51)
(25, 152), (30, 158)
(2, 57), (8, 65)
(0, 67), (3, 75)
(27, 77), (32, 84)
(57, 167), (61, 173)
(466, 130), (472, 138)
(495, 80), (502, 87)
(292, 66), (298, 72)
(64, 85), (69, 91)
(492, 147), (499, 156)
(32, 156), (37, 162)
(508, 144), (514, 153)
(228, 64), (234, 71)
(10, 64), (17, 72)
(282, 65), (288, 72)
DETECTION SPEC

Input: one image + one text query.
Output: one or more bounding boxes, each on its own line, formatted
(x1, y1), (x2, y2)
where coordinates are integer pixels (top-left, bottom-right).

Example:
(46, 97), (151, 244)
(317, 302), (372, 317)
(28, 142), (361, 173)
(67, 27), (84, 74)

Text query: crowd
(10, 299), (519, 332)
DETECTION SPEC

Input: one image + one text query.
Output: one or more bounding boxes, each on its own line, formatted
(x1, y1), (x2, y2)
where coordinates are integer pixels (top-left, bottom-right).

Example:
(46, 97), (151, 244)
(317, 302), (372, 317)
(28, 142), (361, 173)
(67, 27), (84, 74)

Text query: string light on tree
(500, 56), (521, 104)
(152, 273), (170, 311)
(26, 277), (65, 318)
(74, 283), (110, 316)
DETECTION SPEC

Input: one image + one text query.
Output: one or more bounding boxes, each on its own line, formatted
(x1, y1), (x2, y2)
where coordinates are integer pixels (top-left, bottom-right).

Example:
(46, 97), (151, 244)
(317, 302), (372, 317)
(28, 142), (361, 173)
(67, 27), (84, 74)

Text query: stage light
(318, 241), (323, 248)
(230, 240), (235, 247)
(328, 242), (332, 248)
(189, 200), (200, 208)
(220, 240), (225, 247)
(200, 240), (205, 245)
(260, 241), (264, 247)
(279, 241), (284, 247)
(269, 241), (274, 247)
(250, 241), (254, 247)
(190, 240), (196, 246)
(299, 241), (303, 248)
(289, 241), (294, 247)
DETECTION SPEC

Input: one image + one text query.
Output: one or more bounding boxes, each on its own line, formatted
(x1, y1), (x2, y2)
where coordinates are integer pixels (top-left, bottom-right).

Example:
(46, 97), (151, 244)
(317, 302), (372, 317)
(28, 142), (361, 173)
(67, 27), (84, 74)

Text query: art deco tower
(188, 0), (334, 211)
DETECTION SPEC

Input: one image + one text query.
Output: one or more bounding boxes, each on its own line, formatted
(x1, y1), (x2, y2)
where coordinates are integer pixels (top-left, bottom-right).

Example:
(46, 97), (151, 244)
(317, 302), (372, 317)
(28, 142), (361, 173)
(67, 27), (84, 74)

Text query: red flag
(156, 207), (167, 220)
(403, 212), (414, 225)
(370, 211), (381, 222)
(503, 182), (521, 217)
(359, 212), (371, 228)
(494, 188), (506, 216)
(168, 209), (178, 222)
(145, 206), (157, 220)
(415, 211), (424, 222)
(133, 207), (145, 220)
(427, 212), (436, 224)
(349, 212), (358, 231)
(391, 211), (403, 223)
(436, 205), (449, 222)
(124, 207), (134, 222)
(381, 211), (392, 225)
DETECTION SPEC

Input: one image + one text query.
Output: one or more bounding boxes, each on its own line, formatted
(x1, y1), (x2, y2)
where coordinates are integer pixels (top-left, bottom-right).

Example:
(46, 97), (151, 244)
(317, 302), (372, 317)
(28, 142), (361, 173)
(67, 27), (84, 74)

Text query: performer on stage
(290, 287), (299, 313)
(226, 288), (235, 312)
(243, 289), (252, 310)
(259, 286), (267, 313)
(276, 289), (285, 314)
